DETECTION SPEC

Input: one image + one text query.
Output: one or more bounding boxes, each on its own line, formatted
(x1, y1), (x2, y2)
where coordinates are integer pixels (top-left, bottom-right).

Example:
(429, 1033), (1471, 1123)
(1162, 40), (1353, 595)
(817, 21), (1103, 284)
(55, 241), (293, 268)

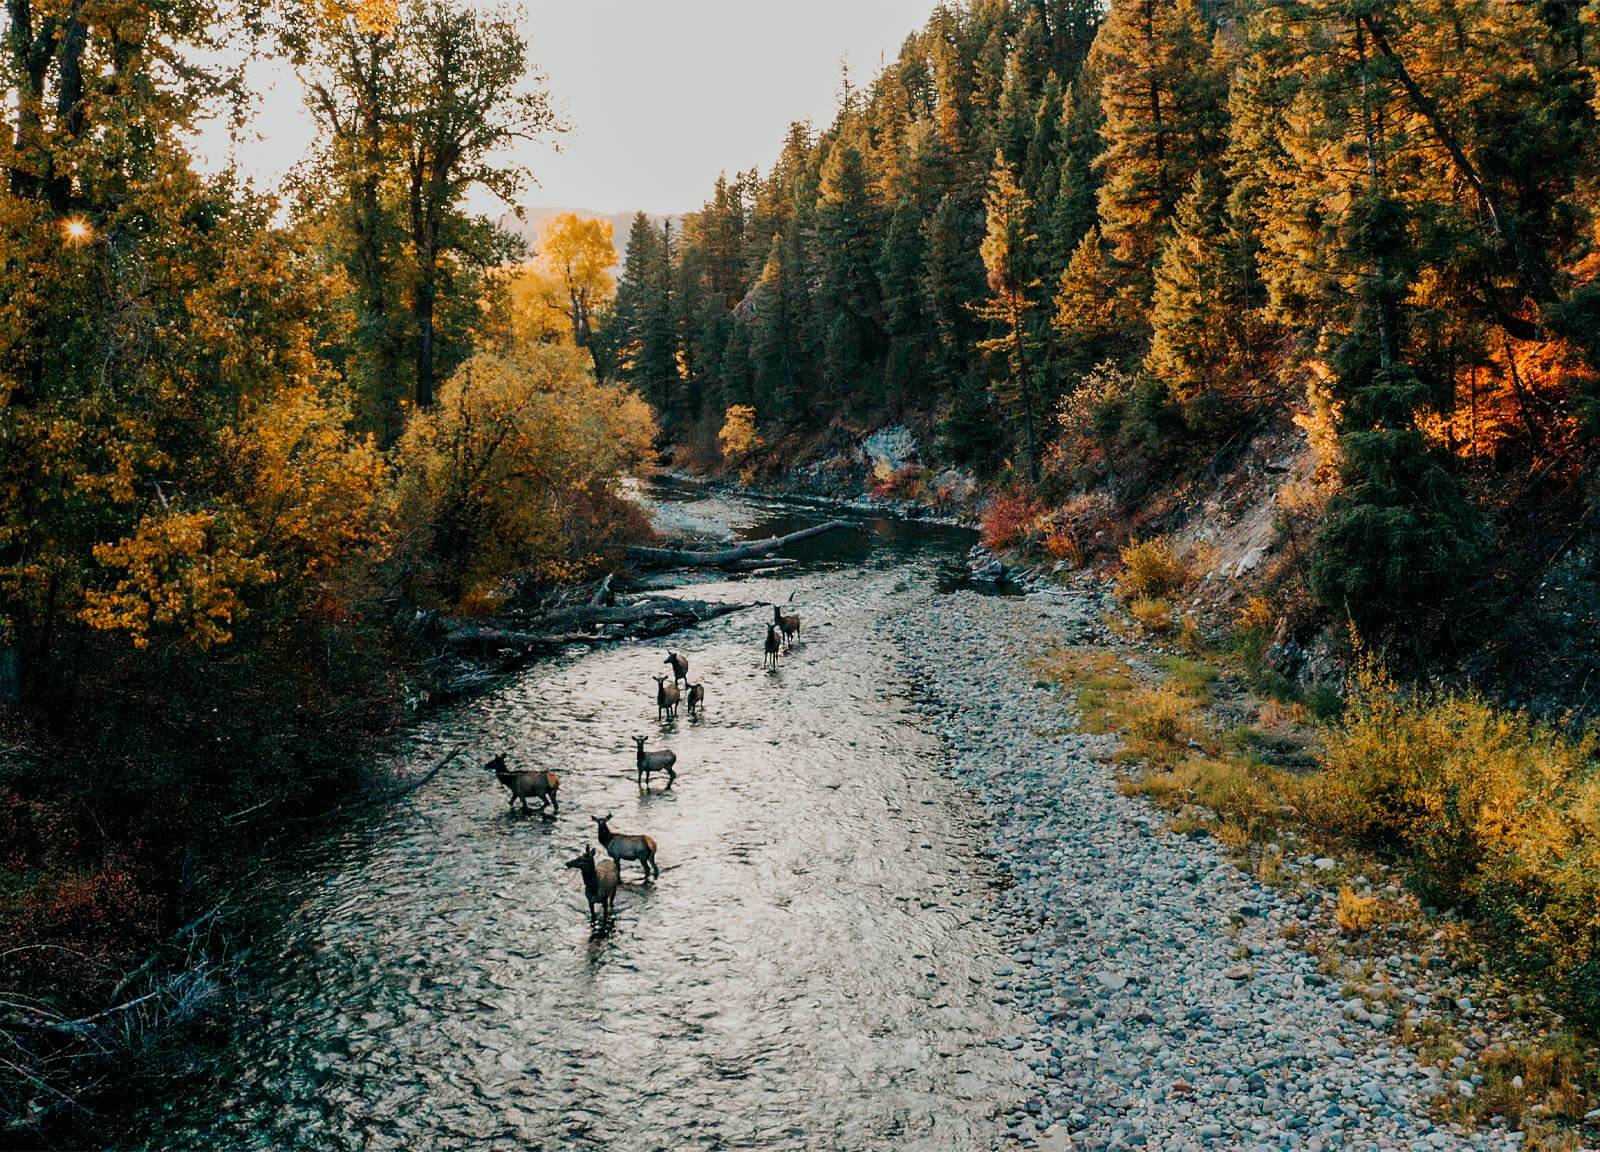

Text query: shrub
(1335, 887), (1381, 936)
(1117, 536), (1190, 601)
(1128, 596), (1174, 632)
(718, 405), (763, 478)
(393, 346), (657, 609)
(1122, 686), (1203, 768)
(980, 489), (1043, 551)
(1315, 657), (1600, 1029)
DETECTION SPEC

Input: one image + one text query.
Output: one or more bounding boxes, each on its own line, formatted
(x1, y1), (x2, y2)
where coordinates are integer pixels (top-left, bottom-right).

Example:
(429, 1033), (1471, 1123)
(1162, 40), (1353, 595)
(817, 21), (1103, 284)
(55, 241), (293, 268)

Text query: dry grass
(1128, 596), (1174, 632)
(1032, 647), (1139, 734)
(1335, 887), (1382, 936)
(1116, 536), (1190, 601)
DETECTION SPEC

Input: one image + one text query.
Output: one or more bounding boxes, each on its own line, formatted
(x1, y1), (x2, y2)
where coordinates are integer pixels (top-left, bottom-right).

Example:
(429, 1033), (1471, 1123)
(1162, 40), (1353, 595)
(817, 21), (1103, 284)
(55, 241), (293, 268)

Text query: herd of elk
(496, 594), (808, 925)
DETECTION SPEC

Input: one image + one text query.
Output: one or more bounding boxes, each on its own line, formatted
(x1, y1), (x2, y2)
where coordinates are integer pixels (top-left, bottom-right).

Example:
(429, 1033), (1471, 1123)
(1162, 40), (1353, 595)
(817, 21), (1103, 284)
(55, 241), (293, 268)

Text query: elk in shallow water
(664, 650), (689, 686)
(594, 813), (659, 881)
(763, 623), (782, 669)
(633, 734), (677, 789)
(653, 672), (680, 721)
(685, 681), (705, 717)
(773, 604), (800, 650)
(565, 846), (618, 924)
(485, 754), (559, 816)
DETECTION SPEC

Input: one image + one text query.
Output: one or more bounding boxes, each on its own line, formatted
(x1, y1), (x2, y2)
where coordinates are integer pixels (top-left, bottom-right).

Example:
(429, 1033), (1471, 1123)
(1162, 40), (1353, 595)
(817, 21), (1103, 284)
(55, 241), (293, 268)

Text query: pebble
(891, 589), (1507, 1152)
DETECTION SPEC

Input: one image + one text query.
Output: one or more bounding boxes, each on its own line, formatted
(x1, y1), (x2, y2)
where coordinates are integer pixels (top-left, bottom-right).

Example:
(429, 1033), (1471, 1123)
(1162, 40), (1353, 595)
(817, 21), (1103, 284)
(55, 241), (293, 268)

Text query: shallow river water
(135, 486), (1033, 1152)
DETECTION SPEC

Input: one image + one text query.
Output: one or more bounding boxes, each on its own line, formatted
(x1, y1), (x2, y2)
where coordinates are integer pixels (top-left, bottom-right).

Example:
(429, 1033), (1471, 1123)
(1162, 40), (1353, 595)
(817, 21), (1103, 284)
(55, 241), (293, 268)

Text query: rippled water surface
(137, 488), (1030, 1151)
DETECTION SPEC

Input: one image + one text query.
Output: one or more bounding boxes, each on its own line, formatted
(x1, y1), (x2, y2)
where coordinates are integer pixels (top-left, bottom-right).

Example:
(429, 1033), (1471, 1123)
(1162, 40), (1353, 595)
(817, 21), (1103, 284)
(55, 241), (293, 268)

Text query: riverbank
(894, 584), (1596, 1152)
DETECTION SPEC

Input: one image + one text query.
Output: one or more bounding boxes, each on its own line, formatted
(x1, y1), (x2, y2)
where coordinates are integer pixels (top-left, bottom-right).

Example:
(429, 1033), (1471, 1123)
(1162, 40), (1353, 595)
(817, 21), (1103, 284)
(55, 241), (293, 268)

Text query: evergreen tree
(815, 141), (887, 408)
(1092, 0), (1228, 306)
(1145, 170), (1265, 439)
(977, 152), (1046, 479)
(879, 198), (933, 410)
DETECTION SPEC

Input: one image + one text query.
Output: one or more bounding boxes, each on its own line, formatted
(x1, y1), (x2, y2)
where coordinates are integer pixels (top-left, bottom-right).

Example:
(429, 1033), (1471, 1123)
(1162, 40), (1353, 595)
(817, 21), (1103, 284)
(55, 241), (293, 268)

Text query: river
(132, 483), (1034, 1152)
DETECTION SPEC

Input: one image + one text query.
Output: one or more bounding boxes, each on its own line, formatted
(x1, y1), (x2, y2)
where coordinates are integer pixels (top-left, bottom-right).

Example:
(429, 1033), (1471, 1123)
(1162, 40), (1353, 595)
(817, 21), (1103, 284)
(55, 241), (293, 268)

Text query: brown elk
(653, 672), (680, 721)
(773, 604), (800, 650)
(664, 650), (689, 686)
(633, 734), (677, 789)
(565, 846), (618, 924)
(485, 754), (559, 816)
(685, 681), (705, 717)
(593, 813), (659, 881)
(763, 623), (782, 668)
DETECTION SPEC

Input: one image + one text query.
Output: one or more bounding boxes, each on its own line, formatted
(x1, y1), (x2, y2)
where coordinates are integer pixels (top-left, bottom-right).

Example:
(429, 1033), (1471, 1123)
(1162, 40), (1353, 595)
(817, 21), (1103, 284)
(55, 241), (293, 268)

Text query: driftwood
(439, 597), (747, 654)
(625, 520), (852, 569)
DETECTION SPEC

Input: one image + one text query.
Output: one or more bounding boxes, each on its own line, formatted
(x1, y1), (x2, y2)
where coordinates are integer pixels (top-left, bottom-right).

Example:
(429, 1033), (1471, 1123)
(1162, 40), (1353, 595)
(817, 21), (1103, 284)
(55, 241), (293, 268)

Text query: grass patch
(1033, 647), (1138, 734)
(1152, 654), (1219, 699)
(1128, 596), (1174, 633)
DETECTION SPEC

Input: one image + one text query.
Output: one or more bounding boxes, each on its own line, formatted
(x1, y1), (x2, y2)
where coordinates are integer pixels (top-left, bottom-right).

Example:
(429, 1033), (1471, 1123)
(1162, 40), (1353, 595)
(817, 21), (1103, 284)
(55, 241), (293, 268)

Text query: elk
(664, 650), (689, 687)
(485, 753), (559, 816)
(773, 604), (800, 650)
(763, 623), (782, 668)
(653, 673), (680, 721)
(633, 734), (677, 789)
(565, 846), (618, 925)
(685, 681), (705, 717)
(593, 813), (659, 881)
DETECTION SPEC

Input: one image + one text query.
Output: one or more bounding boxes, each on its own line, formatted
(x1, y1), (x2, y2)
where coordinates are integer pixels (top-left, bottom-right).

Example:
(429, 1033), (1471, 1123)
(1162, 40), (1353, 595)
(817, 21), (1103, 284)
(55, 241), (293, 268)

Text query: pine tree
(879, 197), (932, 410)
(1092, 0), (1228, 306)
(815, 141), (887, 408)
(977, 152), (1046, 479)
(1145, 169), (1264, 439)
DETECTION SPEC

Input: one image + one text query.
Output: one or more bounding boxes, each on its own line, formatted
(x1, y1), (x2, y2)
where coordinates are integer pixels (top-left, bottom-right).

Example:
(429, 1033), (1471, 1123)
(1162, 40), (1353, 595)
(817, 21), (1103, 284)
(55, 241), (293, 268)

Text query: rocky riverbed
(890, 586), (1513, 1152)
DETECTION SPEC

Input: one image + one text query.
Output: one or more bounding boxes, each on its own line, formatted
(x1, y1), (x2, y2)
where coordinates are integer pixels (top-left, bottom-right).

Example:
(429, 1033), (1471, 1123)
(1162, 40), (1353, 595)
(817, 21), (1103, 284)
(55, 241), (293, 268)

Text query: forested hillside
(603, 0), (1600, 694)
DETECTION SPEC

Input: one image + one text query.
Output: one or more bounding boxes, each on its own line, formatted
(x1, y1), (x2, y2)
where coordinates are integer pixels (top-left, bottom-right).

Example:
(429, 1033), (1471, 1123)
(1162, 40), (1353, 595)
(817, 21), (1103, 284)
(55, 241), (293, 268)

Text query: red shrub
(981, 491), (1042, 551)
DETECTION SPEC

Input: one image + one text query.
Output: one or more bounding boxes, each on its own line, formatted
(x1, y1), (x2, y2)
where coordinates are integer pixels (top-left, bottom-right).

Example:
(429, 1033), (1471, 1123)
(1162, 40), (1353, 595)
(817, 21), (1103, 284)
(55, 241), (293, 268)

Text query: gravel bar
(888, 588), (1509, 1152)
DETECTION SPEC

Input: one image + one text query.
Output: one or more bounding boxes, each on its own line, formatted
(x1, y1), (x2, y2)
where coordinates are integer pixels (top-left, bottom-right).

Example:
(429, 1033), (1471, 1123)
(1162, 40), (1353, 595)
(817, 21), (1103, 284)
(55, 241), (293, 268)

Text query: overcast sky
(196, 0), (939, 217)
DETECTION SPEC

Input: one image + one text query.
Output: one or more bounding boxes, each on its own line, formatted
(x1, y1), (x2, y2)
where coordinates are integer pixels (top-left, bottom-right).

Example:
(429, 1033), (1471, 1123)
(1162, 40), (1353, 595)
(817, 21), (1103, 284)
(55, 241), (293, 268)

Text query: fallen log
(625, 520), (852, 569)
(439, 597), (748, 653)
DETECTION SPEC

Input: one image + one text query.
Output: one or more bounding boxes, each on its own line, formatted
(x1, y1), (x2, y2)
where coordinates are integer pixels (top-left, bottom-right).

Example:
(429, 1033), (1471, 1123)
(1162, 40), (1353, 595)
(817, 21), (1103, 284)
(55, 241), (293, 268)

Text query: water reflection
(134, 487), (1028, 1152)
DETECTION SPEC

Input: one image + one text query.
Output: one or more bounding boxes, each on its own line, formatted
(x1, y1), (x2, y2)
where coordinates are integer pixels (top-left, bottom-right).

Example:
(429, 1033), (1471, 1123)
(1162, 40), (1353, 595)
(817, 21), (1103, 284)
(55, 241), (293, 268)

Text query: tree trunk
(626, 521), (853, 568)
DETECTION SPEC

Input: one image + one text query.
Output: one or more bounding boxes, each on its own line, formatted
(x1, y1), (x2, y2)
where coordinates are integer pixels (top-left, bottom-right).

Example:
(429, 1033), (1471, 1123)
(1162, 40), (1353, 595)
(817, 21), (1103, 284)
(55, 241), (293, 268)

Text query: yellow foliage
(1116, 536), (1190, 601)
(502, 264), (574, 348)
(1314, 656), (1600, 1026)
(1128, 595), (1175, 632)
(1122, 686), (1203, 768)
(221, 384), (390, 579)
(717, 405), (763, 471)
(79, 510), (272, 649)
(1236, 594), (1275, 634)
(1335, 887), (1381, 936)
(393, 345), (656, 608)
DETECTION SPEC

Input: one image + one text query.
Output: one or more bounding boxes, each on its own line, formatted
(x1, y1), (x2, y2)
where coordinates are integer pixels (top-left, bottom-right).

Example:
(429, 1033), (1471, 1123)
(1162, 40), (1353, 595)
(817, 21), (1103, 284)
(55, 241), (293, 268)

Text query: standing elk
(773, 604), (800, 650)
(633, 734), (677, 789)
(485, 754), (559, 816)
(763, 623), (782, 669)
(685, 681), (705, 717)
(653, 672), (680, 721)
(593, 813), (659, 881)
(664, 650), (689, 687)
(565, 845), (618, 925)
